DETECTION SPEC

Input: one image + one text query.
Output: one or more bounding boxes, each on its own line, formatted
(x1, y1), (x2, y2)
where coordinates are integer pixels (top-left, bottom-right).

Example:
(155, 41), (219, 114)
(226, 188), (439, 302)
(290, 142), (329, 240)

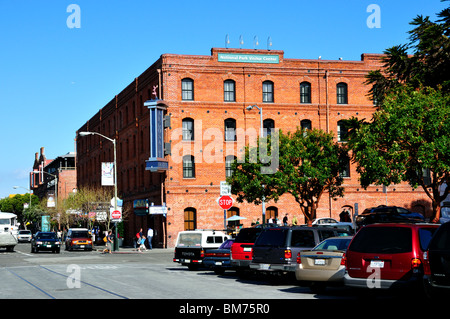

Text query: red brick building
(76, 48), (432, 248)
(31, 147), (77, 202)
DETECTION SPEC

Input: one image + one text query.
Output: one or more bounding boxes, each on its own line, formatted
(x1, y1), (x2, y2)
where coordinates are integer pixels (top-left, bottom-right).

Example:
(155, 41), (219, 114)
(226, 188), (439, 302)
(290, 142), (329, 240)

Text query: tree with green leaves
(366, 1), (450, 105)
(347, 86), (450, 221)
(0, 194), (40, 228)
(226, 128), (349, 224)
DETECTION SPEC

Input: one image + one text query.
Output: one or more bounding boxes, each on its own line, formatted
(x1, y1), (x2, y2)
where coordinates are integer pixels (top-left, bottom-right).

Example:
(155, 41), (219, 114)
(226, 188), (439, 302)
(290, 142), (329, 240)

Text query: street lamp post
(79, 131), (119, 251)
(245, 104), (266, 224)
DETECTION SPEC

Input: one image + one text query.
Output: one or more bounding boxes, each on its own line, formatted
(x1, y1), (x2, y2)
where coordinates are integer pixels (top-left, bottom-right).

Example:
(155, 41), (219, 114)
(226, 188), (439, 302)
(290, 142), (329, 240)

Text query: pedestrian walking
(283, 213), (289, 226)
(138, 235), (147, 252)
(147, 227), (153, 250)
(104, 230), (112, 254)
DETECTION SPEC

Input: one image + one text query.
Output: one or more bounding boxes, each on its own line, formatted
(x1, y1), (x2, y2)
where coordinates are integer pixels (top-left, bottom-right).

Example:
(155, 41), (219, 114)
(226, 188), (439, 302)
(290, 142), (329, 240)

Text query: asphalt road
(0, 242), (430, 313)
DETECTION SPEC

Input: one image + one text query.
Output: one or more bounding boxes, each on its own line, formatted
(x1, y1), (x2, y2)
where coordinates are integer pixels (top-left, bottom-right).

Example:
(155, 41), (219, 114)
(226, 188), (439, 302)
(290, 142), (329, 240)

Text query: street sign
(110, 207), (122, 221)
(220, 181), (231, 196)
(218, 195), (233, 210)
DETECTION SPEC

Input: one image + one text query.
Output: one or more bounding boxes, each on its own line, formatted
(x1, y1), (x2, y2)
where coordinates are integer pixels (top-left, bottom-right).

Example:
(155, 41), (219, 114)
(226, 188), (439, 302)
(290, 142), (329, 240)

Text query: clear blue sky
(0, 0), (447, 199)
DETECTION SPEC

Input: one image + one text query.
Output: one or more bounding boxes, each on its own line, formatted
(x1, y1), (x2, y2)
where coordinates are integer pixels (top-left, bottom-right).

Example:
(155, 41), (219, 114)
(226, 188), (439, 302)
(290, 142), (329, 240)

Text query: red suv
(344, 223), (439, 290)
(230, 227), (264, 274)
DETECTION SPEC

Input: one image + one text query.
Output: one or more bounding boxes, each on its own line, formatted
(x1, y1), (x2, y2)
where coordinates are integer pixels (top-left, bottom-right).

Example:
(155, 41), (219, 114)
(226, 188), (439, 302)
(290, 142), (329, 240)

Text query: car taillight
(200, 250), (204, 258)
(284, 249), (292, 259)
(340, 252), (346, 266)
(423, 251), (431, 275)
(296, 252), (302, 264)
(411, 258), (422, 269)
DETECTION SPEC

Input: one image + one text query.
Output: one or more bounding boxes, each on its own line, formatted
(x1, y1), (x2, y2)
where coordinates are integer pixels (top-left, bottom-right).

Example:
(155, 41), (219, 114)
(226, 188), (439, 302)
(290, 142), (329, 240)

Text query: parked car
(312, 218), (338, 225)
(250, 226), (351, 277)
(344, 223), (439, 290)
(423, 221), (450, 299)
(17, 230), (32, 243)
(203, 239), (235, 274)
(295, 236), (353, 292)
(65, 228), (93, 251)
(355, 206), (425, 229)
(439, 206), (450, 224)
(31, 231), (61, 253)
(230, 226), (265, 275)
(173, 230), (230, 270)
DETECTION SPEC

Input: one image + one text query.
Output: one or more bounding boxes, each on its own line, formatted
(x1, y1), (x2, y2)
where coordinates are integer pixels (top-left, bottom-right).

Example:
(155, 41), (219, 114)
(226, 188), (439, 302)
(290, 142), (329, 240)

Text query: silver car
(295, 236), (353, 293)
(17, 230), (32, 243)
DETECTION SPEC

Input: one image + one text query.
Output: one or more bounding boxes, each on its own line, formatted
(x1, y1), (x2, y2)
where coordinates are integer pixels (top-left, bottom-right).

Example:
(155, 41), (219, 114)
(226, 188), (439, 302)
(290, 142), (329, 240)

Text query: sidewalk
(97, 246), (173, 254)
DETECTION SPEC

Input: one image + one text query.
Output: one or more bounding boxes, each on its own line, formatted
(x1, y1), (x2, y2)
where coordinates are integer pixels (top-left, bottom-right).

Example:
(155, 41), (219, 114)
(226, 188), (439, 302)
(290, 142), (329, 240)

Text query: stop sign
(111, 210), (121, 220)
(218, 195), (233, 210)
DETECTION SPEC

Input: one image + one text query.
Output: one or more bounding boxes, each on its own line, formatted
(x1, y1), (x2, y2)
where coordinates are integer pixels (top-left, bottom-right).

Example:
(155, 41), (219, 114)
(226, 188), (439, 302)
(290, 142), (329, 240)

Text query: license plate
(259, 264), (271, 270)
(370, 260), (384, 268)
(215, 262), (222, 266)
(80, 245), (85, 248)
(47, 245), (52, 248)
(243, 247), (252, 252)
(314, 259), (326, 265)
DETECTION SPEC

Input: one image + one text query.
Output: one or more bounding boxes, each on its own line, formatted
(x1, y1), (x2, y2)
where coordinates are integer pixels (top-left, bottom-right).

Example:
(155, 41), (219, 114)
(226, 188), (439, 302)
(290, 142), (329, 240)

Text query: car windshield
(255, 228), (287, 246)
(442, 207), (450, 218)
(177, 233), (202, 246)
(234, 228), (262, 243)
(19, 230), (31, 234)
(37, 233), (57, 239)
(72, 231), (89, 238)
(349, 227), (412, 254)
(314, 238), (352, 251)
(219, 239), (234, 249)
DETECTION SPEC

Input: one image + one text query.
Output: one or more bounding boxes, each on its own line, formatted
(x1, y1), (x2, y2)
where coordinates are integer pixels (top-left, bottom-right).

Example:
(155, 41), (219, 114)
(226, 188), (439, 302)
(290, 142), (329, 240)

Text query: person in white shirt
(147, 227), (154, 250)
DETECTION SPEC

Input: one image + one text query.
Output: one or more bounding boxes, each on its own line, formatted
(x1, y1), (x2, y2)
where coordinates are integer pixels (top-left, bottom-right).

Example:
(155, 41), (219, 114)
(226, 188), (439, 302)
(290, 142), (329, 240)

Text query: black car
(423, 221), (450, 299)
(31, 232), (61, 253)
(355, 205), (424, 229)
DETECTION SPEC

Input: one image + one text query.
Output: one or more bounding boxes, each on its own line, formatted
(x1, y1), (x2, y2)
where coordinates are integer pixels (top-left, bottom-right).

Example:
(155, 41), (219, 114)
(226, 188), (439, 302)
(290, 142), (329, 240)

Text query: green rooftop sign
(218, 53), (279, 64)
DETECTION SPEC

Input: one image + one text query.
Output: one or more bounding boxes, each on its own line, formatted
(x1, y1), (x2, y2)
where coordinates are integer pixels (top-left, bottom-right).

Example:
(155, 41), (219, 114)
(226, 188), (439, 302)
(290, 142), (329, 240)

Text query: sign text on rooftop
(218, 53), (279, 64)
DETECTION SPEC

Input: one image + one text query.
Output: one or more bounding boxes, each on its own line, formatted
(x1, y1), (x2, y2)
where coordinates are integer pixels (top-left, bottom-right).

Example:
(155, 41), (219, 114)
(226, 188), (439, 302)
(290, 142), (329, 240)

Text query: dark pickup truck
(173, 230), (230, 270)
(250, 226), (351, 276)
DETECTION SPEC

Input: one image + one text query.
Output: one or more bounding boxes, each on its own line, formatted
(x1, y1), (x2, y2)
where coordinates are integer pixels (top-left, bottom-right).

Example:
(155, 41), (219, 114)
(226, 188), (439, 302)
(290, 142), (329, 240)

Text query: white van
(173, 230), (230, 270)
(0, 212), (18, 251)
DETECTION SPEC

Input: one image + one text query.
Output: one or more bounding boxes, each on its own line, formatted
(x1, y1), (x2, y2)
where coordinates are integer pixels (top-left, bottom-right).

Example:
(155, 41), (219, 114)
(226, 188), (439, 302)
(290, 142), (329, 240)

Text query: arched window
(224, 118), (236, 141)
(184, 208), (197, 230)
(300, 119), (312, 132)
(224, 80), (236, 102)
(227, 207), (240, 229)
(181, 78), (194, 101)
(182, 118), (194, 141)
(183, 155), (195, 178)
(263, 118), (275, 137)
(300, 82), (311, 104)
(337, 82), (348, 104)
(262, 81), (274, 103)
(266, 206), (278, 222)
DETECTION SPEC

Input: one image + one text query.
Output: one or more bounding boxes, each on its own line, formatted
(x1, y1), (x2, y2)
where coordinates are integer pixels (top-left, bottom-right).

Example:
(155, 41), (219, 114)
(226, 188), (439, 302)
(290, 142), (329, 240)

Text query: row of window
(181, 78), (349, 104)
(182, 155), (236, 178)
(184, 206), (280, 231)
(182, 118), (350, 142)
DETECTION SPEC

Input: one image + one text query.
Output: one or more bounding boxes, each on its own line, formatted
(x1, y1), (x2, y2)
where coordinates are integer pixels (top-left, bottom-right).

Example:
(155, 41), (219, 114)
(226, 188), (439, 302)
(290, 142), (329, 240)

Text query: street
(0, 242), (431, 311)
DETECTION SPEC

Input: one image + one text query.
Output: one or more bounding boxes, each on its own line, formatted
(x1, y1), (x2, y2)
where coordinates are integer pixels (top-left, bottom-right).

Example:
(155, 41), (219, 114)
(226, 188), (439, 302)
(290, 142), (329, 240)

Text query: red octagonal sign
(111, 210), (122, 220)
(218, 195), (233, 210)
